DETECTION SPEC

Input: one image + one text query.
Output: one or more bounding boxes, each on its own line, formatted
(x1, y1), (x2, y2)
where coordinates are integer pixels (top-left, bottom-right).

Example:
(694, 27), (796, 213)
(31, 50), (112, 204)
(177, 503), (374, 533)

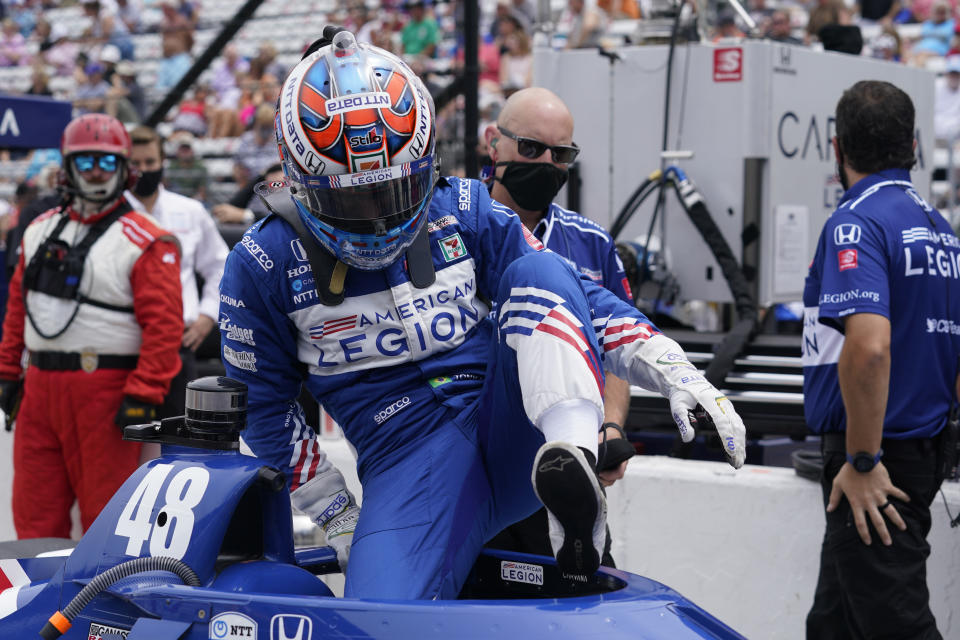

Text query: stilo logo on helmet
(59, 113), (138, 204)
(275, 30), (439, 271)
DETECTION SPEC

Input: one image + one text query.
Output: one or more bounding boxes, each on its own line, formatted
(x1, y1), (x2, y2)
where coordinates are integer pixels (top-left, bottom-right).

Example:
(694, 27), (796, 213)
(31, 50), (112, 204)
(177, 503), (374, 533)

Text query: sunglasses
(497, 126), (580, 164)
(73, 154), (119, 173)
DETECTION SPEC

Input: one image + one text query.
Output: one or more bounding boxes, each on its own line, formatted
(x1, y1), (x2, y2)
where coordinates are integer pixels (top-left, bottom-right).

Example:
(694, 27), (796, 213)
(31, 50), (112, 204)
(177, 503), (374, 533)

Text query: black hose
(667, 172), (758, 388)
(609, 176), (657, 241)
(40, 556), (200, 639)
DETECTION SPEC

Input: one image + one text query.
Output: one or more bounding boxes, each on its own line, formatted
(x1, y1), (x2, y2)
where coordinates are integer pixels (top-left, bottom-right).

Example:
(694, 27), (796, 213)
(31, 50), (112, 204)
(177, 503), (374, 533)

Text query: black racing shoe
(531, 441), (606, 579)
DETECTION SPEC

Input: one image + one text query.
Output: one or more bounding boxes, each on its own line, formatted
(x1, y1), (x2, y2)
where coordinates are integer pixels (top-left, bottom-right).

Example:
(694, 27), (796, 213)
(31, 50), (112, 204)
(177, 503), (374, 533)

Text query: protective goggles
(497, 126), (580, 164)
(73, 154), (120, 173)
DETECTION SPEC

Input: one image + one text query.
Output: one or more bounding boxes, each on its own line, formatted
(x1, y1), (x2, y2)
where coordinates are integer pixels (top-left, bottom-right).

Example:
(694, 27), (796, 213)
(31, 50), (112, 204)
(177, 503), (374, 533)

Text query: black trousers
(806, 435), (943, 640)
(160, 348), (196, 419)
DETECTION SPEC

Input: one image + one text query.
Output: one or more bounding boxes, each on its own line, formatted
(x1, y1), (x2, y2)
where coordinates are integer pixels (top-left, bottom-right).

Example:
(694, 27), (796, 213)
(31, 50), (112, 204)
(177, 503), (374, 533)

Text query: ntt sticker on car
(500, 560), (544, 586)
(209, 612), (257, 639)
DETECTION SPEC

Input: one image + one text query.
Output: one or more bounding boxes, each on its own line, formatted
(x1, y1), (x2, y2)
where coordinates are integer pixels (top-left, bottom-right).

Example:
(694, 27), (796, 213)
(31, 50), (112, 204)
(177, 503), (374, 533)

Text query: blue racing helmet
(276, 30), (438, 270)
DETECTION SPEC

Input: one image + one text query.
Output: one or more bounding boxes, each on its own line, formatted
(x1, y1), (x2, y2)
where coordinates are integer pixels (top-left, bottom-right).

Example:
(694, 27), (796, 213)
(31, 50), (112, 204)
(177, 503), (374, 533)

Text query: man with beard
(483, 86), (637, 564)
(803, 80), (959, 639)
(125, 125), (229, 417)
(0, 114), (183, 537)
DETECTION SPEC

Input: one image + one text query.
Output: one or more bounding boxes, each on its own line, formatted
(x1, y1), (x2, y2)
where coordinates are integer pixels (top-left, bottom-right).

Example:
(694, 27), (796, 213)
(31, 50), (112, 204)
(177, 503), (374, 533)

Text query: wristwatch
(846, 449), (883, 473)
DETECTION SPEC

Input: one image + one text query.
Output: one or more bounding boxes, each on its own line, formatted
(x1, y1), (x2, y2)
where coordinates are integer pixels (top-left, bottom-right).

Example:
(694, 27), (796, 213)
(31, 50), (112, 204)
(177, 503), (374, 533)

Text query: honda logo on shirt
(834, 223), (861, 245)
(270, 615), (312, 640)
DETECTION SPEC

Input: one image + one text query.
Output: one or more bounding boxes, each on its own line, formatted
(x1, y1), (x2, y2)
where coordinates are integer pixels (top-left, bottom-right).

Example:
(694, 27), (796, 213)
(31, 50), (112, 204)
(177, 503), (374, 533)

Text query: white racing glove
(291, 466), (361, 572)
(623, 334), (747, 468)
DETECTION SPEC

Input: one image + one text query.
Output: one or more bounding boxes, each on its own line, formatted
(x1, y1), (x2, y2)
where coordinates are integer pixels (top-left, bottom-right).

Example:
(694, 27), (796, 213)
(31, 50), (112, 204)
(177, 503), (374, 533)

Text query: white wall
(2, 436), (957, 639)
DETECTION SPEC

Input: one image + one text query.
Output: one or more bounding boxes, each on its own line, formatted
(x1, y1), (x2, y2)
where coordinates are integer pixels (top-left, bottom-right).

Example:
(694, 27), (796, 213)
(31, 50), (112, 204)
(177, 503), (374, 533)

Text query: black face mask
(133, 168), (163, 197)
(494, 161), (568, 212)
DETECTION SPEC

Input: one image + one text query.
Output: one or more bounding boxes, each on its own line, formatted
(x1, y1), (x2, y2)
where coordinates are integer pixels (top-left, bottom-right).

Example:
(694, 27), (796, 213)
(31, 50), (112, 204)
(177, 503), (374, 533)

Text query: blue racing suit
(533, 202), (633, 305)
(219, 176), (662, 599)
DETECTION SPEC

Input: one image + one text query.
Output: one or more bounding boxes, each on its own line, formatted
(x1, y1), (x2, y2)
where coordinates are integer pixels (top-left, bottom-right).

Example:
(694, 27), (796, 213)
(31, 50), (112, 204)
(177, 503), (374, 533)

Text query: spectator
(232, 103), (280, 186)
(81, 0), (134, 60)
(911, 1), (955, 60)
(25, 65), (52, 97)
(870, 25), (903, 60)
(935, 54), (960, 142)
(32, 17), (53, 51)
(42, 23), (78, 77)
(499, 20), (532, 94)
(156, 26), (192, 90)
(160, 0), (194, 61)
(597, 0), (641, 19)
(347, 1), (378, 43)
(0, 18), (29, 67)
(165, 133), (209, 203)
(172, 85), (210, 137)
(561, 0), (608, 49)
(856, 0), (902, 24)
(208, 44), (249, 138)
(401, 0), (440, 57)
(125, 126), (228, 420)
(99, 43), (122, 85)
(490, 0), (532, 42)
(74, 62), (111, 115)
(806, 0), (845, 42)
(252, 42), (286, 83)
(765, 10), (803, 44)
(112, 60), (146, 122)
(0, 113), (183, 538)
(115, 0), (143, 34)
(713, 9), (745, 40)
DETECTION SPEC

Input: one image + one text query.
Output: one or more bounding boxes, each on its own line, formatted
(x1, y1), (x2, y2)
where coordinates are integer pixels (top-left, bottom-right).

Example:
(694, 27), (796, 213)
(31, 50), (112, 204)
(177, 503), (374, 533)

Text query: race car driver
(218, 29), (747, 600)
(0, 113), (183, 538)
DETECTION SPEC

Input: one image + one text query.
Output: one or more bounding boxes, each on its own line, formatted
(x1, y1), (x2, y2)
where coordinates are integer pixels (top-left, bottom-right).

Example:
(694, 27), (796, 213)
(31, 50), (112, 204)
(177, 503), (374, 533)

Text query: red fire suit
(0, 199), (183, 538)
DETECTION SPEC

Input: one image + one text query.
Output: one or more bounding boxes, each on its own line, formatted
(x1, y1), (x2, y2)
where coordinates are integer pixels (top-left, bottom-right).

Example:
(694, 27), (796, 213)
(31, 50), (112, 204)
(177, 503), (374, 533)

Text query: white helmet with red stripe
(276, 30), (438, 270)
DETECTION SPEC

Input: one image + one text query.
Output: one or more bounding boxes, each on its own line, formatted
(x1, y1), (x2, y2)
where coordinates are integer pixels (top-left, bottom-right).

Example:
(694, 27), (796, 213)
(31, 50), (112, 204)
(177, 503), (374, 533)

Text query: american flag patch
(309, 315), (357, 339)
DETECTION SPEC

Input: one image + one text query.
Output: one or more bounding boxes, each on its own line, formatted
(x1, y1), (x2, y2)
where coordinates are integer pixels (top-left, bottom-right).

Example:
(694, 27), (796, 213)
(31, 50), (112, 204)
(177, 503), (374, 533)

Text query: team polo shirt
(533, 203), (633, 304)
(802, 169), (960, 438)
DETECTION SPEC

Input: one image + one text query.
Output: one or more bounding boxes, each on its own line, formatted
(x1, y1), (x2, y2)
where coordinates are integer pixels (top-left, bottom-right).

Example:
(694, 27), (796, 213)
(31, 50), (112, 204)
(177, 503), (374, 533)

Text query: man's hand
(212, 203), (250, 224)
(115, 396), (158, 429)
(0, 378), (22, 431)
(828, 461), (910, 546)
(669, 386), (746, 468)
(322, 504), (360, 572)
(597, 423), (634, 487)
(629, 333), (747, 468)
(183, 314), (215, 351)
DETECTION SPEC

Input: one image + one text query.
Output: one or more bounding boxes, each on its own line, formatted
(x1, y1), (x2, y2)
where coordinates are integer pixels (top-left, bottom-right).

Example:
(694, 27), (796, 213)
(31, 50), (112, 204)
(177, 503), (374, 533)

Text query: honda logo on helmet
(834, 223), (861, 245)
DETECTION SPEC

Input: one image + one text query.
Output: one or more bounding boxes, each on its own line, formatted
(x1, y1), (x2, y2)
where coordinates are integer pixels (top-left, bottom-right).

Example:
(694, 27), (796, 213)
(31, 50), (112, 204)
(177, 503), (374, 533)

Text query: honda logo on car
(501, 561), (544, 585)
(209, 612), (257, 639)
(270, 615), (312, 640)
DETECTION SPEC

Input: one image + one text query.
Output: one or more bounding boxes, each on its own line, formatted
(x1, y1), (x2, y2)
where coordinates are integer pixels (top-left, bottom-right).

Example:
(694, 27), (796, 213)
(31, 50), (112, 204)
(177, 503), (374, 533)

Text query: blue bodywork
(0, 442), (746, 639)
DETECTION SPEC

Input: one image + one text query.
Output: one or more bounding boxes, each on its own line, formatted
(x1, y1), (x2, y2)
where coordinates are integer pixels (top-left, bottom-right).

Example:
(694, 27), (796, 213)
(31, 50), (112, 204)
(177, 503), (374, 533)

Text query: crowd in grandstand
(0, 0), (958, 224)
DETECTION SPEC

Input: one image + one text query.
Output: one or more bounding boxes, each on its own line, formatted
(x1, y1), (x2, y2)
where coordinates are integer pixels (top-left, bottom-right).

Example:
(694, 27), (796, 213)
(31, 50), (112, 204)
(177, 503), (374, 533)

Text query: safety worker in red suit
(0, 113), (184, 539)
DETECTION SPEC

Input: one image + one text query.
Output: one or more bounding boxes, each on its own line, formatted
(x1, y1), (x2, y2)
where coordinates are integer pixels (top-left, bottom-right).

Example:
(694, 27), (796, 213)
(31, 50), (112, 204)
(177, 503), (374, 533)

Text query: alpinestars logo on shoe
(538, 454), (575, 473)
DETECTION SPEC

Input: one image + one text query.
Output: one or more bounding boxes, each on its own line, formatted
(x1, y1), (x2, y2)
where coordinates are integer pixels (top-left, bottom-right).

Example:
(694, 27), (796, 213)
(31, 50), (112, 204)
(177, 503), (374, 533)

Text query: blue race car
(0, 377), (746, 640)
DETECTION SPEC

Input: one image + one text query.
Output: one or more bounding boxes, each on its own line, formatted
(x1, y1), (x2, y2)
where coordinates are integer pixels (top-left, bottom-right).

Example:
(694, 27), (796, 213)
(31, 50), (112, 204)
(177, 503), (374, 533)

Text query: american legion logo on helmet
(275, 30), (438, 271)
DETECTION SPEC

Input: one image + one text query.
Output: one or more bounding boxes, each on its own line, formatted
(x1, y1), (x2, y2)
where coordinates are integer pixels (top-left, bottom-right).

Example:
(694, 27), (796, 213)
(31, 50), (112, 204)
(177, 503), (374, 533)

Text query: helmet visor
(286, 156), (436, 232)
